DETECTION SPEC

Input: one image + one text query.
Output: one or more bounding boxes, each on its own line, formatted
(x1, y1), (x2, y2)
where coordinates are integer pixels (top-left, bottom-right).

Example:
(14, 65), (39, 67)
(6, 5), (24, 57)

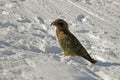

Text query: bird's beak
(51, 21), (56, 26)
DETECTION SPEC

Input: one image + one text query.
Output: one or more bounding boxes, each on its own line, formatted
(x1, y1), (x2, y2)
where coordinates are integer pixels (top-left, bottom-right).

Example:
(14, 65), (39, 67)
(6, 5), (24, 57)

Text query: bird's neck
(56, 27), (70, 37)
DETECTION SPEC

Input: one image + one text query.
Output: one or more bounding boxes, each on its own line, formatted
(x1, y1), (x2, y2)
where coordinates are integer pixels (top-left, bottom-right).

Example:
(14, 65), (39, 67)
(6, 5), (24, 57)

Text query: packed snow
(0, 0), (120, 80)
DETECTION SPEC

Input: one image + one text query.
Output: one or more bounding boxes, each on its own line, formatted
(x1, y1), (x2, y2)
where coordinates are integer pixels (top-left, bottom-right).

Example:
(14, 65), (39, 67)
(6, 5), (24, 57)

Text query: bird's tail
(82, 54), (97, 64)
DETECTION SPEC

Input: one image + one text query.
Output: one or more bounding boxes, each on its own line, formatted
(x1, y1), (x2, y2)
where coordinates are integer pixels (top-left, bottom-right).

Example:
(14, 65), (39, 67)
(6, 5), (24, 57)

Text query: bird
(51, 19), (97, 64)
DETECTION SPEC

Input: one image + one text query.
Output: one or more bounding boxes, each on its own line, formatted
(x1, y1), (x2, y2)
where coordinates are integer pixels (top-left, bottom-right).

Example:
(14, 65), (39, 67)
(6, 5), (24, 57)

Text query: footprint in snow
(76, 14), (87, 22)
(24, 59), (37, 69)
(77, 29), (90, 33)
(2, 50), (16, 56)
(0, 40), (11, 48)
(0, 22), (17, 28)
(37, 17), (45, 24)
(17, 17), (31, 23)
(45, 46), (62, 53)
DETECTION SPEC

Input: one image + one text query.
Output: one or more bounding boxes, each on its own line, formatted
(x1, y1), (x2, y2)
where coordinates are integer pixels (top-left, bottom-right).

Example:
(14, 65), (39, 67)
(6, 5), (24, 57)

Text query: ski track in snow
(0, 0), (120, 80)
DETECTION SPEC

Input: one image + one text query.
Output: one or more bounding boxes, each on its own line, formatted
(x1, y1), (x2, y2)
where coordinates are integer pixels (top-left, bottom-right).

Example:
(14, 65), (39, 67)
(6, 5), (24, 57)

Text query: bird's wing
(59, 33), (81, 52)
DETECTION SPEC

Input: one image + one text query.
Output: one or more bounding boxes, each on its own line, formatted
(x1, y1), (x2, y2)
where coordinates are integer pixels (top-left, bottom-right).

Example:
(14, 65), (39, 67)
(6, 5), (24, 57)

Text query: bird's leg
(64, 51), (70, 56)
(64, 51), (76, 56)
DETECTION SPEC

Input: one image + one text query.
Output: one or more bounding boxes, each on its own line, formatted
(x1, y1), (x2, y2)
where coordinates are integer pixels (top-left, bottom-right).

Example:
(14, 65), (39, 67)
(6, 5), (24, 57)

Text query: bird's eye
(58, 22), (64, 27)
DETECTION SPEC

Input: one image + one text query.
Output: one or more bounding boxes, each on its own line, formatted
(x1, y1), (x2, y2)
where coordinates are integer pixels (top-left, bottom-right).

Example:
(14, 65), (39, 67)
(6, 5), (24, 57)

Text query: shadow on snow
(96, 61), (120, 67)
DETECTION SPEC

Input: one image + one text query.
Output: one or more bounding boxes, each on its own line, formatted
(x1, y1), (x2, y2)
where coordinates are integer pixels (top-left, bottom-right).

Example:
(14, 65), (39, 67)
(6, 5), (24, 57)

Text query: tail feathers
(82, 54), (97, 64)
(90, 59), (97, 64)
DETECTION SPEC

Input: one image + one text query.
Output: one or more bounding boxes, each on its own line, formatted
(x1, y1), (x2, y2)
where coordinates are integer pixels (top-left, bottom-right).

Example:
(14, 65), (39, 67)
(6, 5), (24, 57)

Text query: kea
(51, 19), (97, 64)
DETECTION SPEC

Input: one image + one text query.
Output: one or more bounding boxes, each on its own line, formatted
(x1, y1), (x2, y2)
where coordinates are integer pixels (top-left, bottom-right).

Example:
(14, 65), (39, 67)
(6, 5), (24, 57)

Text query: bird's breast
(56, 28), (63, 39)
(56, 28), (65, 48)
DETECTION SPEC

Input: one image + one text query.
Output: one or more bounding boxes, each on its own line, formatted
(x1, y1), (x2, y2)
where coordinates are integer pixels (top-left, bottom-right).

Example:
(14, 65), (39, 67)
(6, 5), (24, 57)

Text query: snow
(0, 0), (120, 80)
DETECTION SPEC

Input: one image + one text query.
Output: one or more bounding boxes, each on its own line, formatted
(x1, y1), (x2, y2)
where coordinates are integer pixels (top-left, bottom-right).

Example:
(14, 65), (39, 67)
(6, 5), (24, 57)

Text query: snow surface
(0, 0), (120, 80)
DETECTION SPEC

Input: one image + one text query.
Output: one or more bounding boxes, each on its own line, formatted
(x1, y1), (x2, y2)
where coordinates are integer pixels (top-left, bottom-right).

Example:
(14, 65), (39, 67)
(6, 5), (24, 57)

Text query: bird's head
(51, 19), (68, 31)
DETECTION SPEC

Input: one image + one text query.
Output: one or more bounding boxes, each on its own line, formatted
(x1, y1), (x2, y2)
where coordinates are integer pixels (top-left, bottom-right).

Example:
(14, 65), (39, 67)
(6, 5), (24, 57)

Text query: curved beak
(50, 21), (56, 26)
